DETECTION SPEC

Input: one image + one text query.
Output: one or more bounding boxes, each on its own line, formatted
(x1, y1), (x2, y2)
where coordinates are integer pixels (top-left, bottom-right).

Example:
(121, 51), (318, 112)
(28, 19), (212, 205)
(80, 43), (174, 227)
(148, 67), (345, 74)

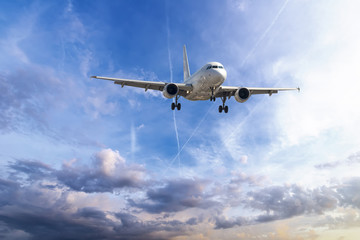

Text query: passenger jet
(92, 46), (299, 113)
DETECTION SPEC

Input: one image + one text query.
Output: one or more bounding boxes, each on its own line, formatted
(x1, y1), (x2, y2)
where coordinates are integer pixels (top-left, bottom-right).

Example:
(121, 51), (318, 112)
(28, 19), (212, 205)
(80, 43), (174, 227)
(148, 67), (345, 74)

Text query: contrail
(166, 7), (181, 174)
(163, 104), (214, 175)
(241, 0), (290, 68)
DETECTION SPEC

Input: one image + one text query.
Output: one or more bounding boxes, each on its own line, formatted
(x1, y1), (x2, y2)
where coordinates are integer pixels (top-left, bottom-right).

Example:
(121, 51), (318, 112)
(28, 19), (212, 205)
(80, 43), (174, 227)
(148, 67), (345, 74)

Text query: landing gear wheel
(219, 96), (229, 113)
(171, 102), (176, 110)
(177, 103), (181, 110)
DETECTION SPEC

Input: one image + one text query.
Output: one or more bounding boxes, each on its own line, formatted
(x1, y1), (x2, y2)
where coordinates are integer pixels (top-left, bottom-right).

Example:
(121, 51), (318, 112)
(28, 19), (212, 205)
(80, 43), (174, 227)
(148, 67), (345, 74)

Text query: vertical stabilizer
(183, 45), (190, 81)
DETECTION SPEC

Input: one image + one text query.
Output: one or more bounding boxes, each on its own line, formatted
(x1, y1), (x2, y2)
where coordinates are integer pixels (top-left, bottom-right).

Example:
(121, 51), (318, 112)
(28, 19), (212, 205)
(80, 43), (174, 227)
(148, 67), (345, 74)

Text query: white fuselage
(184, 62), (227, 101)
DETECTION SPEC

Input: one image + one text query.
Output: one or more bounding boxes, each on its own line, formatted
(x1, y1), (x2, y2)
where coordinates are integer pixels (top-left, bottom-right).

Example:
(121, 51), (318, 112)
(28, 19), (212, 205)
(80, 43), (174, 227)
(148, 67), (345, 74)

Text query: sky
(1, 0), (360, 239)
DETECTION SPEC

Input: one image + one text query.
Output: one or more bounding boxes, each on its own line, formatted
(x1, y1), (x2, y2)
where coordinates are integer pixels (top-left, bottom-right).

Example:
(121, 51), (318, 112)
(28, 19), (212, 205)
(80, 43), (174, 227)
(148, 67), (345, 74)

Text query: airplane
(91, 46), (299, 113)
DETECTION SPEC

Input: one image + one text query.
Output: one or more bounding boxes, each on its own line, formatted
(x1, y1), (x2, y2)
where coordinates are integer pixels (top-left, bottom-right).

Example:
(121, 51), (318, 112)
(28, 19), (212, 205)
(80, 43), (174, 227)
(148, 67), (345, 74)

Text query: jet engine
(235, 87), (251, 103)
(163, 83), (179, 99)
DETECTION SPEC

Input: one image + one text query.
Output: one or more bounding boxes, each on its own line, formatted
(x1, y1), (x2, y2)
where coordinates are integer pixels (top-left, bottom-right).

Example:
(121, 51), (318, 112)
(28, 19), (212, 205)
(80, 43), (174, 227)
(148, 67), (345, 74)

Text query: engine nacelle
(163, 83), (179, 99)
(235, 87), (251, 103)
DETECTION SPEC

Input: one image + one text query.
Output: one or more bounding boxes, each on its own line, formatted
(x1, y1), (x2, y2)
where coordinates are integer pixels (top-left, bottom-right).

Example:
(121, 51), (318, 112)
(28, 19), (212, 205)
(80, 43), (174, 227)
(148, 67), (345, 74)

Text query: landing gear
(171, 95), (181, 111)
(218, 96), (229, 113)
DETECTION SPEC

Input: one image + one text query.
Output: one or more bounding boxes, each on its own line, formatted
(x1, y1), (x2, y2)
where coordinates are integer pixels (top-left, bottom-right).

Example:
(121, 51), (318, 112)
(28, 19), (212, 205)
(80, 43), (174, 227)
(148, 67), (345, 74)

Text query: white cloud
(95, 148), (126, 176)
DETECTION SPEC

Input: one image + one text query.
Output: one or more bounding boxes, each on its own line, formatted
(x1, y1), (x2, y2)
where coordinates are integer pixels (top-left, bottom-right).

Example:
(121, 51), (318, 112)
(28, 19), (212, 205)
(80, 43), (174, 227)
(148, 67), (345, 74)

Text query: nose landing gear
(209, 87), (216, 101)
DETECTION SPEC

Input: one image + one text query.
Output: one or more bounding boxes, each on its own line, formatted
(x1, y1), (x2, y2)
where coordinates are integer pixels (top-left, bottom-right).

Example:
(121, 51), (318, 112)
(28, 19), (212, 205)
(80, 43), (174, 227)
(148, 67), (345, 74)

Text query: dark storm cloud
(0, 189), (193, 240)
(130, 179), (217, 213)
(0, 164), (191, 239)
(8, 159), (53, 181)
(214, 216), (248, 229)
(0, 204), (112, 240)
(75, 207), (107, 220)
(0, 179), (20, 207)
(113, 212), (191, 238)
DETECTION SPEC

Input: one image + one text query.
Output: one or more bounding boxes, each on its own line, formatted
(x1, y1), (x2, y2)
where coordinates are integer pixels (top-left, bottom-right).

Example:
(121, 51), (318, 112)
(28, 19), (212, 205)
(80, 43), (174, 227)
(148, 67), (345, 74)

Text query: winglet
(297, 87), (301, 92)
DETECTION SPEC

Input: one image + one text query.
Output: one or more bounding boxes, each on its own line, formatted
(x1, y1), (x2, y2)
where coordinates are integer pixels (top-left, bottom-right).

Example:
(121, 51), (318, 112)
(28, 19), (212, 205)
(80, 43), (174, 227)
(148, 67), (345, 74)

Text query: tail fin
(183, 45), (190, 81)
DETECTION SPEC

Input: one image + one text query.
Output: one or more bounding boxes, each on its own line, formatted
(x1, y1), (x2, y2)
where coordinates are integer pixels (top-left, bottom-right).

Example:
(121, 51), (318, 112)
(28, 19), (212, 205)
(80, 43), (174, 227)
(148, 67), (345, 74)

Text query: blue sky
(1, 0), (360, 239)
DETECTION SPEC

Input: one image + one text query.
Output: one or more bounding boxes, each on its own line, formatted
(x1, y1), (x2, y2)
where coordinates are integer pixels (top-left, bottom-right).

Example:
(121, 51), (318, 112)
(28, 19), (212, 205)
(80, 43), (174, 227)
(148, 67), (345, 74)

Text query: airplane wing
(91, 76), (193, 96)
(214, 86), (300, 98)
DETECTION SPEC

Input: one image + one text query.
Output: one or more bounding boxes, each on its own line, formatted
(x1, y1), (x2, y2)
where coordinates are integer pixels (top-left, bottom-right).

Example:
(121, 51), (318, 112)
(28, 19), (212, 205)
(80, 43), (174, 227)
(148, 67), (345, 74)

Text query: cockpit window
(206, 65), (224, 69)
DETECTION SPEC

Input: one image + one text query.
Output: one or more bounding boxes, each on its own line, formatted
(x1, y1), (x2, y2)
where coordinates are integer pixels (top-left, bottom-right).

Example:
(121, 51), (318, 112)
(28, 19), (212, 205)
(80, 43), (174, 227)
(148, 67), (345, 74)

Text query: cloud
(2, 149), (360, 238)
(245, 184), (339, 222)
(0, 182), (193, 240)
(230, 170), (266, 187)
(56, 149), (146, 193)
(214, 216), (248, 229)
(7, 149), (146, 194)
(338, 177), (360, 209)
(130, 178), (217, 214)
(315, 152), (360, 169)
(315, 208), (360, 231)
(8, 159), (53, 183)
(0, 151), (193, 239)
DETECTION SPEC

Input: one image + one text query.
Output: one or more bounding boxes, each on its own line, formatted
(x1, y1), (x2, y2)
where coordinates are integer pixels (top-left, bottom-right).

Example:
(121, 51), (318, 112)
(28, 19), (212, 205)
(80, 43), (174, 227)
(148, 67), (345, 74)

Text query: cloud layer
(1, 149), (360, 239)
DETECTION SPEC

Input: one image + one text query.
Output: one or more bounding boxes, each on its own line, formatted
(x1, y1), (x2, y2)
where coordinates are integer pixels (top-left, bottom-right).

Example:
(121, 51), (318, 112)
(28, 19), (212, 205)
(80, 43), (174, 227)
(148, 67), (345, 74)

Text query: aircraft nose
(221, 68), (227, 80)
(216, 68), (227, 81)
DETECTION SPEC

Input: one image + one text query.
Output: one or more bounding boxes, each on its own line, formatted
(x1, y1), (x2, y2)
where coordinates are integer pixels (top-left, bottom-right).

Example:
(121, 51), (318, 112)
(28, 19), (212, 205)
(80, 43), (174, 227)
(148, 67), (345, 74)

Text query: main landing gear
(218, 96), (229, 113)
(171, 95), (181, 111)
